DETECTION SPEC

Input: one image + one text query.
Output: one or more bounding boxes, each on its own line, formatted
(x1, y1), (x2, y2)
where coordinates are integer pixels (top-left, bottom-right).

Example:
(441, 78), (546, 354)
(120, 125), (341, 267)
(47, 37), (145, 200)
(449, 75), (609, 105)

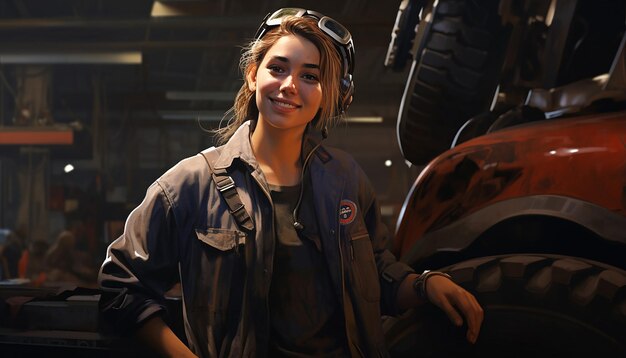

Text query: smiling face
(247, 34), (323, 133)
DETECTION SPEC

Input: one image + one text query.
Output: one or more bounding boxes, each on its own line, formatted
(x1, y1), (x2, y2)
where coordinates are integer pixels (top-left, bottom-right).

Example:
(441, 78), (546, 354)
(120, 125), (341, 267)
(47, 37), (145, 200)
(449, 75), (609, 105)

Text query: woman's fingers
(452, 290), (483, 343)
(428, 276), (484, 344)
(466, 292), (484, 342)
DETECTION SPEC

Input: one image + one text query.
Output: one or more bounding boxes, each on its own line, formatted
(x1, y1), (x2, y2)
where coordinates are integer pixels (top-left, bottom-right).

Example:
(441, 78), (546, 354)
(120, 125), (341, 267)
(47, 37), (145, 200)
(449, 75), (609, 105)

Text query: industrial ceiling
(0, 0), (417, 228)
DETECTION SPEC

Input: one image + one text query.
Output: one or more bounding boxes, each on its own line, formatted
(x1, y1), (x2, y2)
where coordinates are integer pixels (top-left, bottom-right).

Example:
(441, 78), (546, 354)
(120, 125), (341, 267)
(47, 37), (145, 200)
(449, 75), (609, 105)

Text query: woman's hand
(425, 275), (484, 344)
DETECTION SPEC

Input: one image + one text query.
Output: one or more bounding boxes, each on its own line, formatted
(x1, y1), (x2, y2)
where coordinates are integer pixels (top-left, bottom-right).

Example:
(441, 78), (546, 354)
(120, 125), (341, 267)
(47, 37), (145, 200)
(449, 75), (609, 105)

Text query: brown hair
(214, 16), (344, 144)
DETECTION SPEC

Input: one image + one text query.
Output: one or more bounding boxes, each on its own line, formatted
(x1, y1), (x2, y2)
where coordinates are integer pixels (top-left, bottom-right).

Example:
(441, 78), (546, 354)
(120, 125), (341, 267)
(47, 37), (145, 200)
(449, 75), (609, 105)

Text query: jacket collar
(214, 120), (329, 170)
(300, 122), (326, 163)
(214, 121), (257, 170)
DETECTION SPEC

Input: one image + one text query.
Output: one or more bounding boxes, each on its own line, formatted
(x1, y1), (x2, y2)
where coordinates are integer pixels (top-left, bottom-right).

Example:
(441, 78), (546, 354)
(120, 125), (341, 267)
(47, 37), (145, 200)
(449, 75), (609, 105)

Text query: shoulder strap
(199, 149), (255, 233)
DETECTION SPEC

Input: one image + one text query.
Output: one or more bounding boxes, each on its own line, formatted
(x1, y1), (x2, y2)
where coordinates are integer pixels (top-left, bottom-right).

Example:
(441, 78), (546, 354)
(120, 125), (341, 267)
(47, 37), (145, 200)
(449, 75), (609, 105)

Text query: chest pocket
(192, 228), (247, 312)
(195, 228), (247, 252)
(349, 230), (380, 302)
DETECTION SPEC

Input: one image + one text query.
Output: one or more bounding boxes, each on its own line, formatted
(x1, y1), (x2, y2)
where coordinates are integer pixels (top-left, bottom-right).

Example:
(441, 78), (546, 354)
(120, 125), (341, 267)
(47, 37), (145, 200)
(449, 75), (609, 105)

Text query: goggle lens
(318, 17), (350, 45)
(266, 8), (306, 26)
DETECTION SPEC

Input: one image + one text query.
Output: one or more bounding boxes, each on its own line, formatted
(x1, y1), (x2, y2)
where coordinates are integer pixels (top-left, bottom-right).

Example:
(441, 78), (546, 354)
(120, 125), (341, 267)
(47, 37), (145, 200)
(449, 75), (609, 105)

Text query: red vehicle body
(384, 0), (626, 356)
(394, 112), (626, 267)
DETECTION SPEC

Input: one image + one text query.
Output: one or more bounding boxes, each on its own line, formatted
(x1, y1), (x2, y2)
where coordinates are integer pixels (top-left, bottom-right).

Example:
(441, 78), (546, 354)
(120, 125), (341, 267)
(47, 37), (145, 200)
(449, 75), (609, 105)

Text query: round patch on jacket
(339, 200), (357, 225)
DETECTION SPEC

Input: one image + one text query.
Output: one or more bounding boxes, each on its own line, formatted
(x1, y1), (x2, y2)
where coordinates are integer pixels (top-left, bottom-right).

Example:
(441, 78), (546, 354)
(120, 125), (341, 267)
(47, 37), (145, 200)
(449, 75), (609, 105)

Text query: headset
(254, 8), (355, 116)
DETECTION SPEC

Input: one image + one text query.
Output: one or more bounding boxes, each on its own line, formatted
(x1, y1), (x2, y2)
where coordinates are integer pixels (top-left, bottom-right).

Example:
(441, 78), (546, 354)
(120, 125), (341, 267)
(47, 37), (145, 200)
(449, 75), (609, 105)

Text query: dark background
(0, 0), (421, 272)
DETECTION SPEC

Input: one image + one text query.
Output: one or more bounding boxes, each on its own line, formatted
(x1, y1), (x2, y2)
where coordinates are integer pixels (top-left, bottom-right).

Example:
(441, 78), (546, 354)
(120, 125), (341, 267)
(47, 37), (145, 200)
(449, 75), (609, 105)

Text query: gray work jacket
(98, 121), (414, 357)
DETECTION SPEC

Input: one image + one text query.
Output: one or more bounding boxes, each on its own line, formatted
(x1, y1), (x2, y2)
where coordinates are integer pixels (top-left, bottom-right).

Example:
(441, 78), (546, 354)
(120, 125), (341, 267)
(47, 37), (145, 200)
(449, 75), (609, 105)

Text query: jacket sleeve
(98, 180), (180, 334)
(360, 173), (415, 316)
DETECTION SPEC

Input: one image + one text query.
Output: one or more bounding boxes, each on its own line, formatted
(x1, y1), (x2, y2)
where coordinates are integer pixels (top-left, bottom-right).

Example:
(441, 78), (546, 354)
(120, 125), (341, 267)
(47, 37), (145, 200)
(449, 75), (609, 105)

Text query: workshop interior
(0, 0), (625, 356)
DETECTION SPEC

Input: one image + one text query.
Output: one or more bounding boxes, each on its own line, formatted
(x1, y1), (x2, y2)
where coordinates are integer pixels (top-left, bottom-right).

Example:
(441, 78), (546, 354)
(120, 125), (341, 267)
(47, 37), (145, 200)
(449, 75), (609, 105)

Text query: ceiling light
(151, 1), (211, 17)
(344, 116), (384, 123)
(0, 52), (142, 64)
(158, 110), (225, 121)
(64, 164), (74, 173)
(385, 160), (392, 167)
(165, 91), (236, 101)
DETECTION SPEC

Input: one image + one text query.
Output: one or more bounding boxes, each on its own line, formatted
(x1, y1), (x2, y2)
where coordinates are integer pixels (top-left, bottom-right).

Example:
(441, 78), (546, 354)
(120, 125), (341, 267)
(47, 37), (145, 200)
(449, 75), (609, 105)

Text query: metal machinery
(385, 0), (626, 356)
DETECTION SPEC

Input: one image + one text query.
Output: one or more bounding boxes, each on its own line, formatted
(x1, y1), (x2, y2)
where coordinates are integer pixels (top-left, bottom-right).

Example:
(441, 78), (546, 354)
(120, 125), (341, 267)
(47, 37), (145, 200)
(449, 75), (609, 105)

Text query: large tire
(384, 254), (626, 357)
(397, 0), (510, 165)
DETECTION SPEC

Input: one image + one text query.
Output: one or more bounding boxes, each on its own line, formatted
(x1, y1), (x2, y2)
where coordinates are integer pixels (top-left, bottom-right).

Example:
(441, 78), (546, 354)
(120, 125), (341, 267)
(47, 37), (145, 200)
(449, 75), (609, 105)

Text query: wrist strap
(413, 270), (452, 301)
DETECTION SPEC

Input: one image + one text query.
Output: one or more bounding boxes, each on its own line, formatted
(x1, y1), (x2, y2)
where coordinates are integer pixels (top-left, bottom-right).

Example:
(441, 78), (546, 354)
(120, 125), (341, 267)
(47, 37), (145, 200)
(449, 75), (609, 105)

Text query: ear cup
(337, 74), (354, 115)
(335, 40), (355, 116)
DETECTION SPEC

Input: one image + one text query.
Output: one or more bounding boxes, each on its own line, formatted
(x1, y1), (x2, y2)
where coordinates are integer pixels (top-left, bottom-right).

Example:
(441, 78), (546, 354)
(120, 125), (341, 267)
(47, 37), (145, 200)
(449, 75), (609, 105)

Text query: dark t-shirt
(268, 181), (347, 357)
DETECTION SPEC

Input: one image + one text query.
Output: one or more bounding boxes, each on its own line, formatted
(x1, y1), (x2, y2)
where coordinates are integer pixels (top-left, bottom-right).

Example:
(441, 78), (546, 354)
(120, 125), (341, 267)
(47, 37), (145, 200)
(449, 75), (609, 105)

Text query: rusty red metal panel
(394, 111), (626, 256)
(0, 128), (73, 145)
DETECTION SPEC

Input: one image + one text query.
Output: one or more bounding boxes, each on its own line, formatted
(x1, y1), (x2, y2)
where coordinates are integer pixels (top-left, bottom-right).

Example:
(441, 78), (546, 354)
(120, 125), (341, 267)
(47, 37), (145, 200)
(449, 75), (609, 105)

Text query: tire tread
(399, 0), (508, 164)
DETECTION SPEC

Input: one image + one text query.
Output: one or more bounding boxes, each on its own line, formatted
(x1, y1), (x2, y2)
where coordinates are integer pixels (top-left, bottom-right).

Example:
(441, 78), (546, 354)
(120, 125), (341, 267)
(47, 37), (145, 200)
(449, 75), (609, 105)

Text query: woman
(99, 8), (483, 357)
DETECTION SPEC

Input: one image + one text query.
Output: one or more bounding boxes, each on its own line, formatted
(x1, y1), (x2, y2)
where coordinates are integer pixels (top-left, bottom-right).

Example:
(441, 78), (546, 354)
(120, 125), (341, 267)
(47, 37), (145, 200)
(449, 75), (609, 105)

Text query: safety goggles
(255, 8), (352, 46)
(254, 8), (355, 74)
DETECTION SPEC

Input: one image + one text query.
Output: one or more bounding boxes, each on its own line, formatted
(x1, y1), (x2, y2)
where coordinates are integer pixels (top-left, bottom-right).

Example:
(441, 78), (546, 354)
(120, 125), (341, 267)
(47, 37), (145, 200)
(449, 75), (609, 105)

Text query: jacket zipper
(336, 213), (348, 353)
(247, 167), (276, 353)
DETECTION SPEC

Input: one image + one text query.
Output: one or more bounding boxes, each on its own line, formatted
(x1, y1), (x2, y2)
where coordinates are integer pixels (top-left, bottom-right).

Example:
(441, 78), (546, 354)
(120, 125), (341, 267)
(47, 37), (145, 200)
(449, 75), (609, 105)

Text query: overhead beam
(157, 110), (225, 121)
(0, 41), (238, 51)
(0, 18), (391, 33)
(165, 91), (236, 101)
(0, 127), (73, 145)
(151, 1), (212, 17)
(0, 17), (260, 29)
(0, 52), (141, 64)
(0, 19), (392, 48)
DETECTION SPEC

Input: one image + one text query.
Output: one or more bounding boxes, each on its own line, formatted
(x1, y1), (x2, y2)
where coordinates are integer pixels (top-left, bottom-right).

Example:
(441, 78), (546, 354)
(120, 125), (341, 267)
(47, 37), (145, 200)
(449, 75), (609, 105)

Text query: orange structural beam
(0, 127), (73, 145)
